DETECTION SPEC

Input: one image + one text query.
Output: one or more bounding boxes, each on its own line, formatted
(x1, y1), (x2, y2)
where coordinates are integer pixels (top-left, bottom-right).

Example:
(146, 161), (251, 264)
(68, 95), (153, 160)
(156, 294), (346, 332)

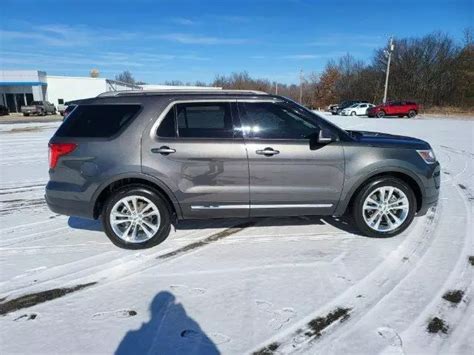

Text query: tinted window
(55, 104), (140, 138)
(238, 102), (319, 139)
(176, 103), (233, 138)
(157, 108), (176, 137)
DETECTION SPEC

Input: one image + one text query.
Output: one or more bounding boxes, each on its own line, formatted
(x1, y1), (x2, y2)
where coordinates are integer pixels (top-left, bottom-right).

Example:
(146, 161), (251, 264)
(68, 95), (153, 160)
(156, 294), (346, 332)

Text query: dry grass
(422, 106), (474, 116)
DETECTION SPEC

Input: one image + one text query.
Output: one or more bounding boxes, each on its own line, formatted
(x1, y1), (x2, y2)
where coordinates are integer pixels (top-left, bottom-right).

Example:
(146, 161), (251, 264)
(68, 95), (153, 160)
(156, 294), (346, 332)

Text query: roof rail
(97, 89), (269, 97)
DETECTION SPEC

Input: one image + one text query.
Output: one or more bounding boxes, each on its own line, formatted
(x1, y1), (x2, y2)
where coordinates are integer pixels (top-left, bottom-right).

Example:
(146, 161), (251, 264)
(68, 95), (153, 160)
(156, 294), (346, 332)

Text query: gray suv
(46, 90), (440, 249)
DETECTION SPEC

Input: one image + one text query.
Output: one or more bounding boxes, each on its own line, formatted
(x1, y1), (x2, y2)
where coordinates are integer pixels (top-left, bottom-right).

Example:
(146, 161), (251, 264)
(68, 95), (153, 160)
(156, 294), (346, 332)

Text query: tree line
(116, 30), (473, 109)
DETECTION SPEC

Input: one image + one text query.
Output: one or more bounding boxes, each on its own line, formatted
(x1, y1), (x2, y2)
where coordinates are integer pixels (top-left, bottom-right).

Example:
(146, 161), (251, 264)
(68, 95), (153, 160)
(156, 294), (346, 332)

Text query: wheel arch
(92, 173), (182, 220)
(336, 169), (423, 216)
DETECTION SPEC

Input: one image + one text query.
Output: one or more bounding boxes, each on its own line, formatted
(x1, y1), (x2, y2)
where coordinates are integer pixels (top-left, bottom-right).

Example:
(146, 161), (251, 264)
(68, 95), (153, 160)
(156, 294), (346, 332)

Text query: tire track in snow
(249, 202), (441, 354)
(0, 220), (253, 299)
(379, 165), (474, 354)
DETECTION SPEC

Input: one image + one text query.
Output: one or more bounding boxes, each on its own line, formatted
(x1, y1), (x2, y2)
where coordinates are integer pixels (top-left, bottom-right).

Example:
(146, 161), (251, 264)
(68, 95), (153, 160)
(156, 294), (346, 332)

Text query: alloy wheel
(110, 195), (161, 243)
(362, 186), (410, 232)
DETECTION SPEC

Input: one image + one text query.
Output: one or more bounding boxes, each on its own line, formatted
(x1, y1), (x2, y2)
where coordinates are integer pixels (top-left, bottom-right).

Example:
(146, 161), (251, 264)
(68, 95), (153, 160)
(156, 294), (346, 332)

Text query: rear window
(55, 104), (140, 138)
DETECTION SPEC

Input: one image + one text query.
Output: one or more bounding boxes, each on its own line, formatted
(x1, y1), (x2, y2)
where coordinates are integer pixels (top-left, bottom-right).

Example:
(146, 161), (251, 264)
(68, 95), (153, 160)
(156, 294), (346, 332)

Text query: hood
(347, 130), (430, 149)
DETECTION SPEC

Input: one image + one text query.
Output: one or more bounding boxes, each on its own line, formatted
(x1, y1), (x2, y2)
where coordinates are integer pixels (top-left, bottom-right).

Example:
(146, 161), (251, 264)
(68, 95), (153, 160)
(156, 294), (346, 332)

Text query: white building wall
(46, 76), (107, 106)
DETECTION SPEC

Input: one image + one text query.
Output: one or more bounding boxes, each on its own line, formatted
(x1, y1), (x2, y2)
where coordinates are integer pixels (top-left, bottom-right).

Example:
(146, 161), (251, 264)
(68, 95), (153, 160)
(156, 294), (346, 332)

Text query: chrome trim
(191, 203), (333, 210)
(191, 205), (250, 210)
(252, 204), (333, 209)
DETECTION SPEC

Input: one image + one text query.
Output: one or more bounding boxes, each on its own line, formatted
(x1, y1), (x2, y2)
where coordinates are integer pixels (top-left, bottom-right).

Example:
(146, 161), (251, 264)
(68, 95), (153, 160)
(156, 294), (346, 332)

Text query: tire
(352, 177), (416, 238)
(23, 113), (29, 116)
(408, 110), (417, 118)
(102, 185), (172, 249)
(351, 111), (356, 116)
(40, 110), (46, 116)
(376, 111), (385, 118)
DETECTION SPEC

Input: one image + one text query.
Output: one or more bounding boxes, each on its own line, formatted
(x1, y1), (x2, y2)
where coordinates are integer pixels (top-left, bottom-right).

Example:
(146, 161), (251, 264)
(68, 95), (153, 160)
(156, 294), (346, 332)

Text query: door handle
(256, 147), (280, 156)
(151, 146), (176, 155)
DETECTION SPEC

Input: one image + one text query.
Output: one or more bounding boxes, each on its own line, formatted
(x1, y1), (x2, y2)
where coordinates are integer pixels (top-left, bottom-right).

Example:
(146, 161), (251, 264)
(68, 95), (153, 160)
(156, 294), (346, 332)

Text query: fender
(333, 165), (424, 217)
(91, 171), (183, 219)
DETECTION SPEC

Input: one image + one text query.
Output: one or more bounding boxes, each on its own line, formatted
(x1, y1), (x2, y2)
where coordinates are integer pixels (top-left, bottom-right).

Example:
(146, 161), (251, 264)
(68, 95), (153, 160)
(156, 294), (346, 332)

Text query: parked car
(46, 90), (440, 249)
(62, 104), (76, 119)
(0, 105), (9, 116)
(341, 103), (375, 116)
(368, 101), (419, 118)
(21, 101), (56, 116)
(331, 100), (369, 115)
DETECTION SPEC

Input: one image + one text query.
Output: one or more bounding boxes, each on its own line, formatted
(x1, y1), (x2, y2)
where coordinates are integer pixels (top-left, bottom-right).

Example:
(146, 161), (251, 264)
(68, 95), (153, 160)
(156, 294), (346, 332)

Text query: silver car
(46, 90), (440, 249)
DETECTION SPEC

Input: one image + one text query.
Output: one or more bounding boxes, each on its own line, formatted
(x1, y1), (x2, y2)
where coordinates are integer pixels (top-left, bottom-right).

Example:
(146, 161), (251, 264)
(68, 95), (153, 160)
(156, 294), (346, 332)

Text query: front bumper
(417, 162), (441, 215)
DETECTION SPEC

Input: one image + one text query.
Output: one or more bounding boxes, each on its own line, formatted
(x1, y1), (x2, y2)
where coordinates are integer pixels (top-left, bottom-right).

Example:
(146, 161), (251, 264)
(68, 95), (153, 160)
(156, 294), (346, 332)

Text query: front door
(237, 101), (345, 217)
(142, 101), (250, 219)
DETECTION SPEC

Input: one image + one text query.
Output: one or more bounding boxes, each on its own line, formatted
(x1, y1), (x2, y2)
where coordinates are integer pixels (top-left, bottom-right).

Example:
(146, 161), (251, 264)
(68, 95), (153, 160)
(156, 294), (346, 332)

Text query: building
(0, 70), (141, 113)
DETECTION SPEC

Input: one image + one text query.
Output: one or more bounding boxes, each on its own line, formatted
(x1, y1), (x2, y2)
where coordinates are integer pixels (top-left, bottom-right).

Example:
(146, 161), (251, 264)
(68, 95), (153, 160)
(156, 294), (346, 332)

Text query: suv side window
(157, 107), (176, 138)
(238, 102), (319, 139)
(176, 102), (234, 138)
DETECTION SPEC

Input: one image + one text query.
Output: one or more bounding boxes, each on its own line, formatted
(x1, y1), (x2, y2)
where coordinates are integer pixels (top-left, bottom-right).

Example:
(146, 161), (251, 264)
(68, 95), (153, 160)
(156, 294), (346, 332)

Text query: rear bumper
(45, 182), (94, 219)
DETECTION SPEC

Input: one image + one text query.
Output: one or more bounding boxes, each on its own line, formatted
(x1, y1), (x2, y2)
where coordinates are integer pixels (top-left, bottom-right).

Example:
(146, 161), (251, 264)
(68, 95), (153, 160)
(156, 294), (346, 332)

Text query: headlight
(417, 149), (437, 164)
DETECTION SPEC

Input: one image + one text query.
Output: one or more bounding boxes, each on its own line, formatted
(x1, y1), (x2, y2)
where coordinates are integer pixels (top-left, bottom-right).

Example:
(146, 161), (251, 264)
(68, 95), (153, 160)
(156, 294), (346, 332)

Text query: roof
(96, 89), (269, 98)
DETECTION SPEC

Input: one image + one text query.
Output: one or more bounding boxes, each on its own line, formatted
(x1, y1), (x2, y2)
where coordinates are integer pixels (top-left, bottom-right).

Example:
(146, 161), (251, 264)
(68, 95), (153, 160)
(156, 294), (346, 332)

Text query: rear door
(357, 104), (368, 115)
(142, 100), (250, 219)
(237, 100), (344, 217)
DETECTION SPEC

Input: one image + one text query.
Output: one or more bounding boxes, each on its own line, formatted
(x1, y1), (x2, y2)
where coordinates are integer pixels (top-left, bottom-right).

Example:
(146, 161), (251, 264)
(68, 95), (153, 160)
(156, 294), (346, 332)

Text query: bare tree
(115, 70), (136, 85)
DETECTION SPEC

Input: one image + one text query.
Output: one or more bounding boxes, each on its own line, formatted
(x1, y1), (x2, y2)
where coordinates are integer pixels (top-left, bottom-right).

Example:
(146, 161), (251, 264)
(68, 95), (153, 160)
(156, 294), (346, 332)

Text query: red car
(368, 101), (419, 118)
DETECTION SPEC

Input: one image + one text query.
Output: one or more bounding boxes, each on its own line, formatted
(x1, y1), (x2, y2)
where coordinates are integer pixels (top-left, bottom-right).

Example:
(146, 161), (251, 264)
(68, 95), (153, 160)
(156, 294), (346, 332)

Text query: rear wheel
(23, 113), (29, 116)
(102, 185), (171, 249)
(408, 110), (417, 118)
(352, 177), (416, 238)
(376, 111), (385, 118)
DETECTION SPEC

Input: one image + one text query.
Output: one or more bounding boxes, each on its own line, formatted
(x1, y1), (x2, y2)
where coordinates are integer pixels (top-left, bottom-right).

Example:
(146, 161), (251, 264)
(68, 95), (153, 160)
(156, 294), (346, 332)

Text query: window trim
(151, 99), (282, 140)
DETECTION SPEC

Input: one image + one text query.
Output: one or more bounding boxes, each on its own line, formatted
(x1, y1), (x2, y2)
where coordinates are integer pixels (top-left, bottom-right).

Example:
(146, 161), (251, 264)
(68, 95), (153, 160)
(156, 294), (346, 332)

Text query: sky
(1, 0), (472, 84)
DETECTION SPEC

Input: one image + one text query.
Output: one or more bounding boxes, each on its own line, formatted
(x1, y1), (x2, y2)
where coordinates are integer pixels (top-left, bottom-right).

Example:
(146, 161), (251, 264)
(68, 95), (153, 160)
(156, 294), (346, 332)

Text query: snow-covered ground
(0, 115), (472, 354)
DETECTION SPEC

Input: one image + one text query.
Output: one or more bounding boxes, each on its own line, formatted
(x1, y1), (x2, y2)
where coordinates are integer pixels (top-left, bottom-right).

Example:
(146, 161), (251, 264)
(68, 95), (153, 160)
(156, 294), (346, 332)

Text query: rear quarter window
(55, 104), (141, 138)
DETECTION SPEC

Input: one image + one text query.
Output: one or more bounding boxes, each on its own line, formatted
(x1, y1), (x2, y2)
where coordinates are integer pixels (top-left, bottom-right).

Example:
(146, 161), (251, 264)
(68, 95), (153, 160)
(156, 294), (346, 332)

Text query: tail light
(48, 143), (77, 169)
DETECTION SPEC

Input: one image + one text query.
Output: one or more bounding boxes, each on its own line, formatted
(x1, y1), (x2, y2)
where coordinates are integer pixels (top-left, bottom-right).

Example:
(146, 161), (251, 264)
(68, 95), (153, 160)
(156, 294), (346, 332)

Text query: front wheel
(102, 185), (171, 249)
(408, 110), (417, 118)
(351, 111), (356, 116)
(376, 111), (385, 118)
(352, 177), (416, 238)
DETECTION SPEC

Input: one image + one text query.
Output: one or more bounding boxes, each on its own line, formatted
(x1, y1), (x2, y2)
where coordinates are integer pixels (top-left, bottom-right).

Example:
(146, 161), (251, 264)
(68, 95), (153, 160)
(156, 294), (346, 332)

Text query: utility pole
(275, 81), (278, 95)
(383, 37), (394, 104)
(299, 69), (303, 103)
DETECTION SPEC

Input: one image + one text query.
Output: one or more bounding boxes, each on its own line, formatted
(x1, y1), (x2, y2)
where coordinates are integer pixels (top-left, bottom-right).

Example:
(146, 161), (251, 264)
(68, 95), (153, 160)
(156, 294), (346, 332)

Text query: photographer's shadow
(116, 291), (219, 355)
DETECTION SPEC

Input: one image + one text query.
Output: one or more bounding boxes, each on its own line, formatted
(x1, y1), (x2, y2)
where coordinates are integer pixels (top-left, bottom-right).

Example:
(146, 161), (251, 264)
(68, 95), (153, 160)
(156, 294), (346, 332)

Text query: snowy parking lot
(0, 114), (473, 354)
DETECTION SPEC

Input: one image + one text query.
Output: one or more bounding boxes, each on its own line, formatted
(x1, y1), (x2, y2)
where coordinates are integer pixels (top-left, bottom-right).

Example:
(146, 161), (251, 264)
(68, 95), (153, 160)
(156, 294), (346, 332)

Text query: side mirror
(318, 128), (336, 143)
(309, 128), (337, 150)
